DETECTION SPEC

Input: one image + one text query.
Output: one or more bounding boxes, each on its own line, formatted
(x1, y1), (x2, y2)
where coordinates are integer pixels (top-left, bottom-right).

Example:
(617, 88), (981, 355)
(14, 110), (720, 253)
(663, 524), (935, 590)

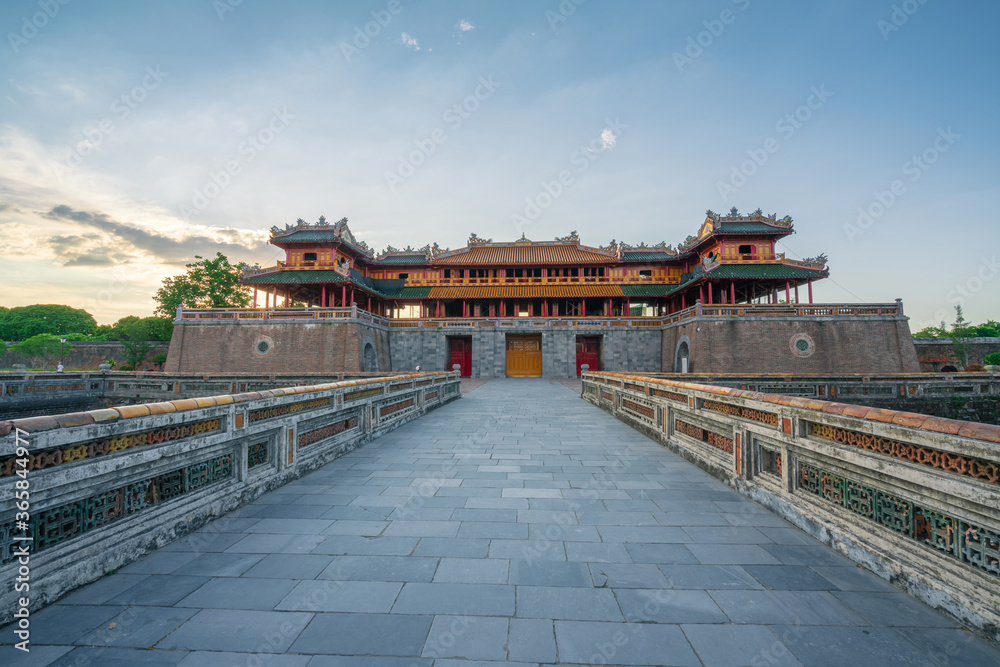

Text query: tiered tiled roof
(433, 240), (615, 266)
(269, 217), (374, 257)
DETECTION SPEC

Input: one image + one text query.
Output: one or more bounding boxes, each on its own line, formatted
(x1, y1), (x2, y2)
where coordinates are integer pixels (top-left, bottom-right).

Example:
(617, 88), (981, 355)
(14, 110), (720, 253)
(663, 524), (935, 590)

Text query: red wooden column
(785, 281), (791, 304)
(581, 299), (586, 317)
(368, 295), (372, 312)
(463, 300), (468, 318)
(542, 299), (548, 316)
(321, 285), (326, 307)
(500, 300), (505, 317)
(271, 286), (277, 307)
(794, 285), (800, 304)
(730, 281), (736, 305)
(808, 281), (814, 304)
(341, 285), (347, 307)
(625, 298), (630, 316)
(681, 293), (686, 309)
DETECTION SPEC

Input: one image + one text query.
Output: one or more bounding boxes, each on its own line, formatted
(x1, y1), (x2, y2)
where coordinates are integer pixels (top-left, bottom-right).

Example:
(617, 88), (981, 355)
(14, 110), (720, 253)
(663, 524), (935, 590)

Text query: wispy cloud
(600, 128), (617, 150)
(401, 32), (420, 51)
(42, 205), (268, 266)
(458, 19), (475, 32)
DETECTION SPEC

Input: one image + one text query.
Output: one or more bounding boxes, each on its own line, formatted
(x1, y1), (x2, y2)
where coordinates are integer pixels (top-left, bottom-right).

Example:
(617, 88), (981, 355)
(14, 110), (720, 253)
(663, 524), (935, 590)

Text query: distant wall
(164, 321), (392, 374)
(913, 338), (1000, 371)
(661, 316), (921, 374)
(0, 341), (169, 371)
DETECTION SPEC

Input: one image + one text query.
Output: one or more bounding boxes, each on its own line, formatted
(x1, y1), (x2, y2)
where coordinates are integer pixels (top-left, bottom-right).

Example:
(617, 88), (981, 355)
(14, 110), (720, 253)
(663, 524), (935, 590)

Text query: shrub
(964, 364), (984, 372)
(117, 363), (134, 371)
(984, 352), (1000, 366)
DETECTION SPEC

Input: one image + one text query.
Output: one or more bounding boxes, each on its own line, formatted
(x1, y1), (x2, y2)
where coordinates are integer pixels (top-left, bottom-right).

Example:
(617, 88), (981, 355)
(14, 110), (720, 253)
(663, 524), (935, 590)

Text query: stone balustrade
(582, 371), (1000, 641)
(625, 371), (999, 400)
(0, 372), (460, 623)
(0, 371), (403, 419)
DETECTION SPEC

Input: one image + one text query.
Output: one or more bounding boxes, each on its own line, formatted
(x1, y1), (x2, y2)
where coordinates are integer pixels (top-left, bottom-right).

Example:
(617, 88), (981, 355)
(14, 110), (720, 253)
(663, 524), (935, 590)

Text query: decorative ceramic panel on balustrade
(580, 370), (1000, 640)
(0, 372), (460, 622)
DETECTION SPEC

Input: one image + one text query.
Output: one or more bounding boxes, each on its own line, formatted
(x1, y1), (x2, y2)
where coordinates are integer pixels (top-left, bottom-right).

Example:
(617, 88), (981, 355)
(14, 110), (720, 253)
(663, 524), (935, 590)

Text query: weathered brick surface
(165, 321), (391, 373)
(168, 315), (921, 377)
(662, 316), (921, 374)
(914, 338), (1000, 371)
(0, 341), (169, 371)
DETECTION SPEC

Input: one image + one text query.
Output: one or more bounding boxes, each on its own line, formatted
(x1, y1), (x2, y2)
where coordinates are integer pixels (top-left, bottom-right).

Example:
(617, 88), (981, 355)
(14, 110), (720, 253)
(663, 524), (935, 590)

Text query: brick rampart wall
(0, 341), (169, 371)
(914, 338), (1000, 371)
(164, 321), (391, 373)
(662, 316), (921, 374)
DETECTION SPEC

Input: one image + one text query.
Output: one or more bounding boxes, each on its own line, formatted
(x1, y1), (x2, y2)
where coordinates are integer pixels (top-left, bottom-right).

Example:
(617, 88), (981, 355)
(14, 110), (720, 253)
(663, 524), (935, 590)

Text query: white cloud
(458, 19), (475, 32)
(401, 32), (420, 51)
(600, 128), (617, 150)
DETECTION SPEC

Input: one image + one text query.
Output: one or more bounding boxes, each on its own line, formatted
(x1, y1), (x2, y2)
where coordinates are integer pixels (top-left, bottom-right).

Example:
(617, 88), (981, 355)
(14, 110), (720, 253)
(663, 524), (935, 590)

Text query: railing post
(175, 306), (183, 323)
(696, 298), (703, 317)
(895, 298), (904, 316)
(351, 304), (357, 319)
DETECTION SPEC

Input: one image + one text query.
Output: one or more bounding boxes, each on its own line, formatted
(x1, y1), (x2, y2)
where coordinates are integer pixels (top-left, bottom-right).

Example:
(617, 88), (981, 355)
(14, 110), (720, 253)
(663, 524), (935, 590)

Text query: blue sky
(0, 0), (997, 327)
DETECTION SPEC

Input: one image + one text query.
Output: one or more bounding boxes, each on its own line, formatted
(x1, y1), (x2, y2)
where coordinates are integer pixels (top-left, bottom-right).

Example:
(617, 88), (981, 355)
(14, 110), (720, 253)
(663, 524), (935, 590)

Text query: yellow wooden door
(506, 335), (542, 377)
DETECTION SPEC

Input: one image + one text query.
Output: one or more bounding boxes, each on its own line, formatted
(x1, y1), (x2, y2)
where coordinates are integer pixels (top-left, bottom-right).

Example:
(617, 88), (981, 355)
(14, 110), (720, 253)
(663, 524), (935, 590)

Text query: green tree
(952, 306), (971, 367)
(967, 320), (1000, 338)
(110, 316), (171, 369)
(9, 334), (70, 371)
(0, 304), (97, 341)
(913, 324), (947, 338)
(984, 352), (1000, 366)
(154, 252), (252, 317)
(108, 316), (173, 342)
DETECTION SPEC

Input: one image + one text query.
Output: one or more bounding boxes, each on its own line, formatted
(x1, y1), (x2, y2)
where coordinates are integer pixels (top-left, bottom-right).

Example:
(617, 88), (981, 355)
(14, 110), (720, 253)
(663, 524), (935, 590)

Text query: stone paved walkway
(4, 379), (1000, 666)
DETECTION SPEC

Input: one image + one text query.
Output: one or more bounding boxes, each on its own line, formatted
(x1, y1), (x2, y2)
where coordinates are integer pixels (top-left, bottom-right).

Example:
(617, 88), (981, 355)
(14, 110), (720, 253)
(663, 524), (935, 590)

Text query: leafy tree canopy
(108, 316), (173, 342)
(0, 304), (98, 341)
(8, 333), (70, 370)
(154, 252), (252, 317)
(913, 317), (999, 338)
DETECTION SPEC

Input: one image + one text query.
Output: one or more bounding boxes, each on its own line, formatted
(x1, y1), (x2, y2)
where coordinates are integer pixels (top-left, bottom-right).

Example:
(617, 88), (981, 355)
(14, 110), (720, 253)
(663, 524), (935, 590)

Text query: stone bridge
(1, 374), (999, 665)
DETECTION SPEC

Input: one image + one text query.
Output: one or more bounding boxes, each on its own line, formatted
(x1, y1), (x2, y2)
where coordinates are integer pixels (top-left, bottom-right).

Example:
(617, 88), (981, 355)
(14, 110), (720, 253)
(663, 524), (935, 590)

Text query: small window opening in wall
(443, 269), (451, 279)
(399, 273), (409, 280)
(738, 245), (752, 256)
(303, 252), (317, 262)
(639, 269), (652, 278)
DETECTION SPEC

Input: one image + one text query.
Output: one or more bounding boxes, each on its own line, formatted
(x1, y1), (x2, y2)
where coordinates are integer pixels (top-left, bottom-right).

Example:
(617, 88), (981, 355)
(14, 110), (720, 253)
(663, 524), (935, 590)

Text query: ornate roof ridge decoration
(679, 208), (795, 252)
(269, 216), (374, 257)
(785, 253), (829, 271)
(554, 230), (580, 243)
(619, 240), (677, 256)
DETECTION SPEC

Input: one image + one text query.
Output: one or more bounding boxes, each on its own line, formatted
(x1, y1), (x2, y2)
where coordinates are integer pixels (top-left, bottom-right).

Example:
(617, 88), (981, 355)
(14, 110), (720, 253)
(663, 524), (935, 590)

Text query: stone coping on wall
(0, 372), (455, 437)
(582, 370), (1000, 641)
(588, 371), (1000, 444)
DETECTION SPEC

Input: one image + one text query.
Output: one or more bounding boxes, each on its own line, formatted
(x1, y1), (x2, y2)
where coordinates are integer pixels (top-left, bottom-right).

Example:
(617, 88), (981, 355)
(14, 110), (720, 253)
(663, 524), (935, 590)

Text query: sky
(0, 0), (997, 328)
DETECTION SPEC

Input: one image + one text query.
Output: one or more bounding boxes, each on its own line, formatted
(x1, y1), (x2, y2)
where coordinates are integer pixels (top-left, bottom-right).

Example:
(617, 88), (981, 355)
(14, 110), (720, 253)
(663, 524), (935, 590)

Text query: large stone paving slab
(4, 378), (1000, 665)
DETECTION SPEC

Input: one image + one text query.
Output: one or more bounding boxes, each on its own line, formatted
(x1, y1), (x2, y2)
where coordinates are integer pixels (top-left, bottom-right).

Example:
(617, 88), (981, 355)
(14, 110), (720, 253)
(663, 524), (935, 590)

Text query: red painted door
(449, 337), (472, 377)
(576, 336), (600, 376)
